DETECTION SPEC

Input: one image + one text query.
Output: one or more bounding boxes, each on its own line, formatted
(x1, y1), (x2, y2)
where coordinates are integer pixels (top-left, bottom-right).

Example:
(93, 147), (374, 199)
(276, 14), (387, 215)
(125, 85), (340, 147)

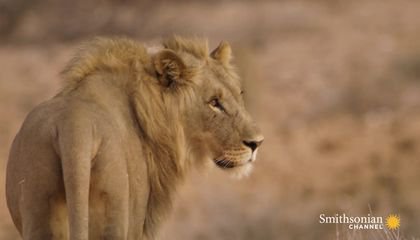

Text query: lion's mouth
(214, 159), (236, 169)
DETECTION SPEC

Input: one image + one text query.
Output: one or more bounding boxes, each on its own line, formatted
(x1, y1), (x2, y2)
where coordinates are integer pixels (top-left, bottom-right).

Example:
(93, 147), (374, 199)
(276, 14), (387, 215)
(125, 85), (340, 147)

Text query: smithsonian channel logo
(319, 213), (400, 230)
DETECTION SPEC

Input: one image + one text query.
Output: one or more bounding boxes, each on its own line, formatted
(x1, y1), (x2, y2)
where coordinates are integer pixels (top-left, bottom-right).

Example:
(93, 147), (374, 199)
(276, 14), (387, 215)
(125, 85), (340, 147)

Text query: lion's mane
(61, 37), (208, 238)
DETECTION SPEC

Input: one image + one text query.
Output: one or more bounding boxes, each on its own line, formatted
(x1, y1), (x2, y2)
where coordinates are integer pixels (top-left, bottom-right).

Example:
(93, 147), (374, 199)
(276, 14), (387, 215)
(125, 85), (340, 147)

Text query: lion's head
(152, 37), (264, 176)
(60, 36), (263, 177)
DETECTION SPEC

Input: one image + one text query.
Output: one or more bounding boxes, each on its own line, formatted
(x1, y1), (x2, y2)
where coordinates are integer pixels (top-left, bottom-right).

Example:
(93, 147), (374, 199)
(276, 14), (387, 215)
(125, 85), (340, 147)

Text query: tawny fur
(63, 37), (204, 238)
(6, 36), (263, 240)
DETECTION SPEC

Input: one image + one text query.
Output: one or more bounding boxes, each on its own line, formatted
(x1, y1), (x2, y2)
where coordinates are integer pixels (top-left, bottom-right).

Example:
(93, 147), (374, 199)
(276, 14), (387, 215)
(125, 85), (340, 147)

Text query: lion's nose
(243, 137), (264, 151)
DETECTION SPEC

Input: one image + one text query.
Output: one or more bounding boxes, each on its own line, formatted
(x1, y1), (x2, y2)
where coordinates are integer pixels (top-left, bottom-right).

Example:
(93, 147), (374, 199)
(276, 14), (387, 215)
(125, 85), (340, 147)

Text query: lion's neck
(139, 124), (189, 239)
(129, 77), (191, 239)
(141, 143), (187, 239)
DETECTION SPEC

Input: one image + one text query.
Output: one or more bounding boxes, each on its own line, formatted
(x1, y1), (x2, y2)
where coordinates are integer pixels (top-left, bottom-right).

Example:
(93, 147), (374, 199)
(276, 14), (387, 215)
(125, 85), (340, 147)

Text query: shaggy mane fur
(62, 36), (208, 89)
(62, 38), (150, 89)
(163, 36), (209, 59)
(61, 36), (209, 239)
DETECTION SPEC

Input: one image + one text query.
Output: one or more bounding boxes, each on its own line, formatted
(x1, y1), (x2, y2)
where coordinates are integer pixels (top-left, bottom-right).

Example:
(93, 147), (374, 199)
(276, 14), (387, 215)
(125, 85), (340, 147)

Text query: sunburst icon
(385, 214), (400, 230)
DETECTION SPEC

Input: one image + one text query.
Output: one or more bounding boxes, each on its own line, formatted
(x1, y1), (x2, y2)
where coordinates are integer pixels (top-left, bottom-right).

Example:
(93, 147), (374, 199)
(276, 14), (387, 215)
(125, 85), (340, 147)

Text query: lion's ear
(153, 49), (189, 87)
(210, 41), (232, 66)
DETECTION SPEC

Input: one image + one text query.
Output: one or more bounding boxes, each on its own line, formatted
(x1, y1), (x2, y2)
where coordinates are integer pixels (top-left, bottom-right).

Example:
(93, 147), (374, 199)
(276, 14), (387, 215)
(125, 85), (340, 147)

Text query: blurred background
(1, 0), (420, 239)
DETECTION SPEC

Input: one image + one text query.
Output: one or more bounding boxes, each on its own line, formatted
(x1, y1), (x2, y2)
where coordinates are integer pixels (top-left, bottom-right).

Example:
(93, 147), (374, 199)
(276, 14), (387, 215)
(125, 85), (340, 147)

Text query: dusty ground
(1, 0), (420, 239)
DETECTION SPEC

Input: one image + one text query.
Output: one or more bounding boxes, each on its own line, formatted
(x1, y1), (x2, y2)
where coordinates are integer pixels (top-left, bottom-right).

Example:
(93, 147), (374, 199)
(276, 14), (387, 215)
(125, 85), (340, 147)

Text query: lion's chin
(228, 163), (253, 179)
(214, 159), (236, 169)
(213, 159), (253, 179)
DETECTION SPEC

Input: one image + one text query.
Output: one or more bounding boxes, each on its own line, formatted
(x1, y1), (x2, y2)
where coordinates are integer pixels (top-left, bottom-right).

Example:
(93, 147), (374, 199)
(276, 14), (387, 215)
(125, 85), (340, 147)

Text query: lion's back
(6, 95), (113, 226)
(7, 95), (115, 175)
(6, 97), (67, 231)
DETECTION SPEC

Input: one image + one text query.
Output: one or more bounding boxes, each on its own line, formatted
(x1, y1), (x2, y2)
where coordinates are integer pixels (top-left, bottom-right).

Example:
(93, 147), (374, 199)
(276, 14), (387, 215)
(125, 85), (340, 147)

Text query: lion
(6, 36), (264, 240)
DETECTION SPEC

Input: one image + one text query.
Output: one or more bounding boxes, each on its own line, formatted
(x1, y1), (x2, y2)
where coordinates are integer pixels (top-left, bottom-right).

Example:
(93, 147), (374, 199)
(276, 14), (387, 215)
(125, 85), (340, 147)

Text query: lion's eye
(209, 98), (226, 112)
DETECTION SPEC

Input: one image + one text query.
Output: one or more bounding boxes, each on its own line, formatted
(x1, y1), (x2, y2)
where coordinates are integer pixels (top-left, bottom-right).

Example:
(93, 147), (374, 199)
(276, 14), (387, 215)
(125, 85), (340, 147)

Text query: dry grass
(1, 0), (420, 239)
